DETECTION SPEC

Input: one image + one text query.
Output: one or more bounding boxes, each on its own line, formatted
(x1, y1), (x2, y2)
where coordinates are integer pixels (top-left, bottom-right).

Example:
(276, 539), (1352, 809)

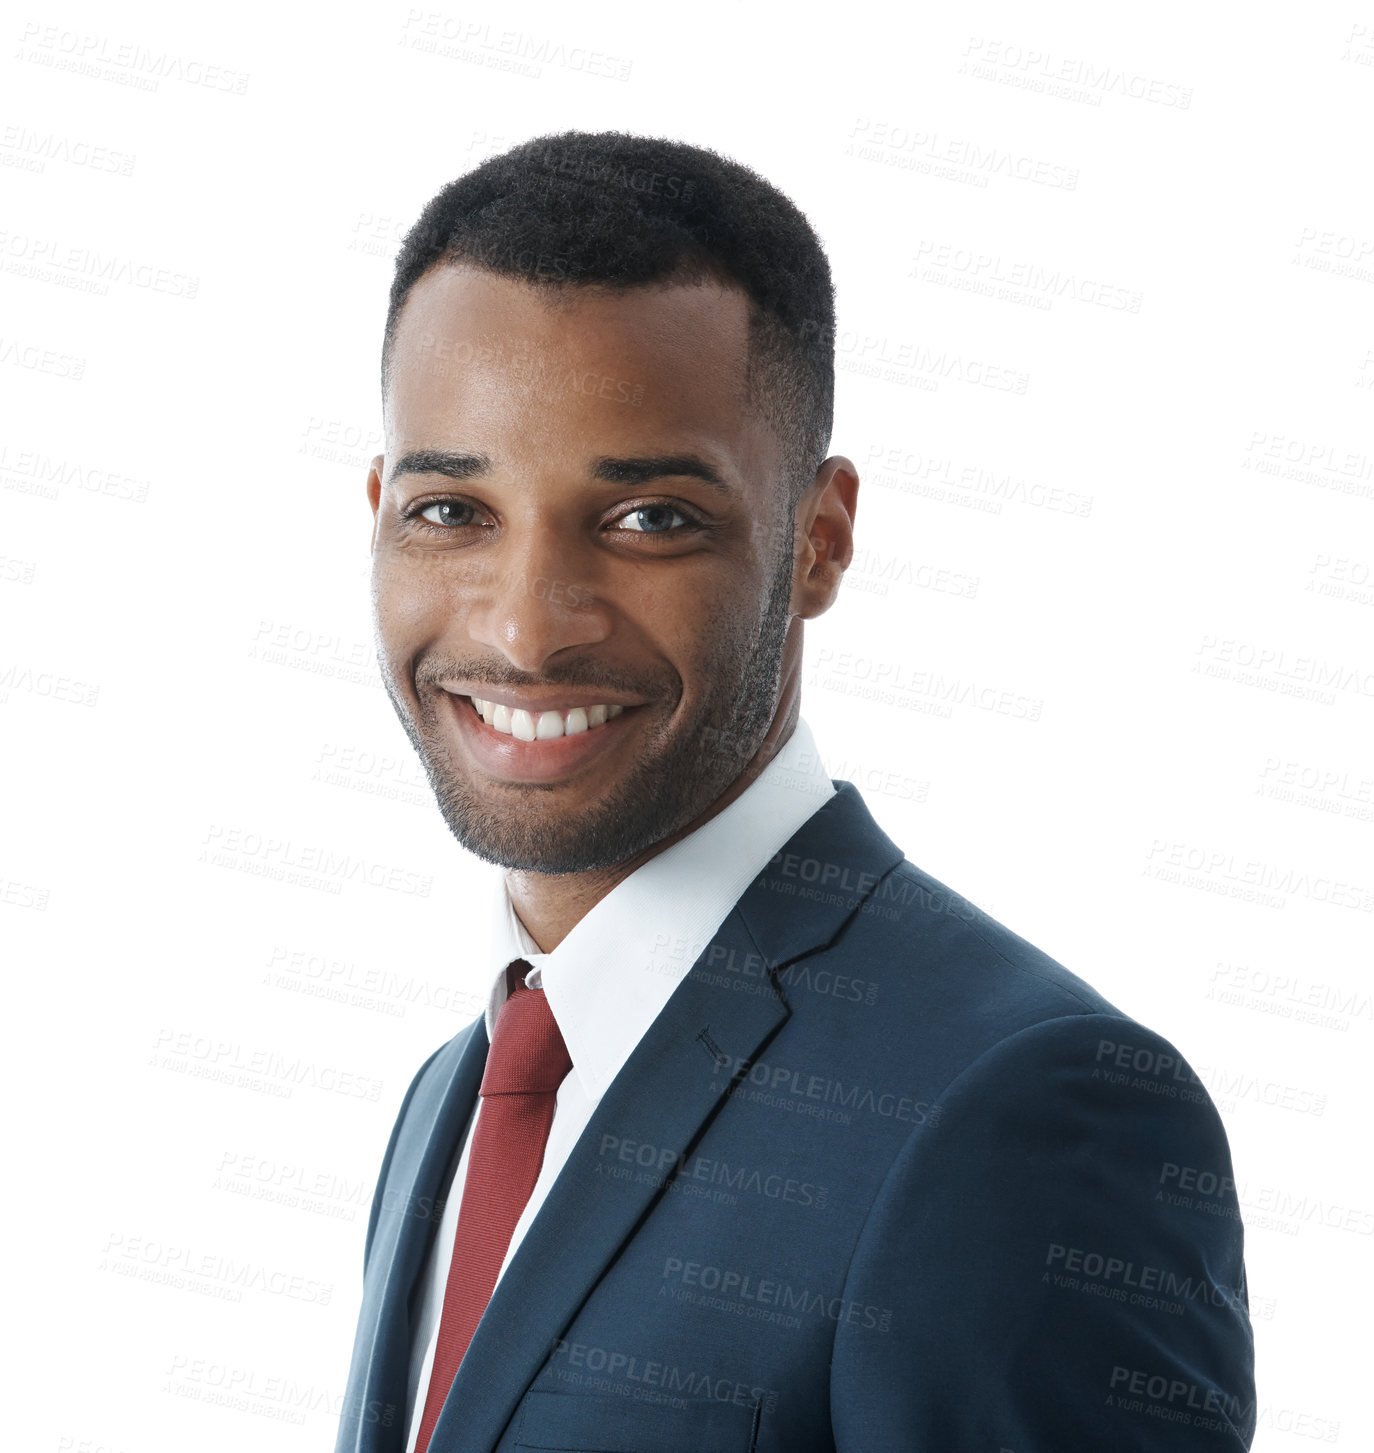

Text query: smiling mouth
(464, 695), (628, 741)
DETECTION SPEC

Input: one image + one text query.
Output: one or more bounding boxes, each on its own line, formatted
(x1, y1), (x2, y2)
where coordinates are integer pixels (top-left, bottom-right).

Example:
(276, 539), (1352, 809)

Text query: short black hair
(382, 129), (835, 511)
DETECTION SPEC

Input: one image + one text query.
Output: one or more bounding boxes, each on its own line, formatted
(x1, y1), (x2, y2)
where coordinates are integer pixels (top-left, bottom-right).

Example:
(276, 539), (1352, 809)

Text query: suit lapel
(428, 779), (905, 1451)
(351, 1017), (489, 1452)
(734, 778), (906, 968)
(427, 899), (785, 1453)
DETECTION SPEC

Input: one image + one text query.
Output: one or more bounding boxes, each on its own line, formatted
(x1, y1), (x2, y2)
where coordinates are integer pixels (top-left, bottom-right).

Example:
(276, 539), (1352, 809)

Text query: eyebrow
(388, 449), (736, 498)
(590, 454), (734, 498)
(388, 449), (489, 485)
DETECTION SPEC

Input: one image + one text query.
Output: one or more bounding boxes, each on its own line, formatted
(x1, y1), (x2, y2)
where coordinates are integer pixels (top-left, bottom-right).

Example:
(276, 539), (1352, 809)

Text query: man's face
(368, 264), (801, 875)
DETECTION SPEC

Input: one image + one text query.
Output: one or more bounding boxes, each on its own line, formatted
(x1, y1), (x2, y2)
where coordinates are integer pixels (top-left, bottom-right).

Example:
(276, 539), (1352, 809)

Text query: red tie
(413, 960), (571, 1453)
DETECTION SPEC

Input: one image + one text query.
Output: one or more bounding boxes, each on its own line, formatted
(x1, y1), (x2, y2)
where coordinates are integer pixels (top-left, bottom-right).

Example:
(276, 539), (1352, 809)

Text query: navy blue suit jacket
(336, 780), (1255, 1451)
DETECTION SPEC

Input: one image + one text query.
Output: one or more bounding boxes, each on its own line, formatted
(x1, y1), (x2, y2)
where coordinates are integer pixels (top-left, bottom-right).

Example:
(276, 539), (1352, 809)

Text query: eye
(413, 499), (479, 529)
(611, 503), (694, 535)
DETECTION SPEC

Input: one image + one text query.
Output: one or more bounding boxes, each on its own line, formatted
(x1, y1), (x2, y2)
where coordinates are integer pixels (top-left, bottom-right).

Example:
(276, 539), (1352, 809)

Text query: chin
(429, 784), (683, 876)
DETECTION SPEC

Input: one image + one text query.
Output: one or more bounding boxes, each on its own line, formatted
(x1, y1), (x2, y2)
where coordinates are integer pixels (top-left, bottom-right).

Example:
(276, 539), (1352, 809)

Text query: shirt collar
(479, 714), (835, 1101)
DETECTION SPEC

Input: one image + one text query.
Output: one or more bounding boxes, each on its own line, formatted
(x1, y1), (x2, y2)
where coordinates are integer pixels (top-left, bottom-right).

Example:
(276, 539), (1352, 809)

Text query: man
(336, 131), (1255, 1451)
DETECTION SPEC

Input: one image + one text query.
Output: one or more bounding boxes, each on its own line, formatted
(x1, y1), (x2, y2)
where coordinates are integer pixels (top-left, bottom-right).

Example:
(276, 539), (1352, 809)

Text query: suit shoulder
(802, 855), (1166, 1099)
(856, 855), (1120, 1015)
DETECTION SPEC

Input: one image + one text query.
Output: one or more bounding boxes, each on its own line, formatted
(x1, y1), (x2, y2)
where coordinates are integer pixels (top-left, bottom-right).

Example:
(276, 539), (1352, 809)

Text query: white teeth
(469, 697), (625, 740)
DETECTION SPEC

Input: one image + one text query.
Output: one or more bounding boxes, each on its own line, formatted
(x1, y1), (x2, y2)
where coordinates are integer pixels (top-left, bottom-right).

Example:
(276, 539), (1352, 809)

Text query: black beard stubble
(380, 533), (797, 875)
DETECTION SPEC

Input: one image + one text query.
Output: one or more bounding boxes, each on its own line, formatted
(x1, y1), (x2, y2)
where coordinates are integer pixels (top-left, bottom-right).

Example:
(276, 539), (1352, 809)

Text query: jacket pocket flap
(514, 1389), (759, 1451)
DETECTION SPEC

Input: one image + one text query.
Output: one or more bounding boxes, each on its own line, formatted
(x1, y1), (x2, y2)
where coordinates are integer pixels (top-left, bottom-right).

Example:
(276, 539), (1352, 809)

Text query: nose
(463, 527), (611, 673)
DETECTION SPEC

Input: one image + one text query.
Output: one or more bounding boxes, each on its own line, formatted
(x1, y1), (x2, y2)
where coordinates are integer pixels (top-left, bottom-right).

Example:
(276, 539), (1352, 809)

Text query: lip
(444, 689), (642, 784)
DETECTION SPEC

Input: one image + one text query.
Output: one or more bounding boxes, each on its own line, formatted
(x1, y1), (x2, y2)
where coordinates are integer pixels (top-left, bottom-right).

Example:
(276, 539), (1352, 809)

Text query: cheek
(371, 551), (460, 656)
(668, 586), (754, 683)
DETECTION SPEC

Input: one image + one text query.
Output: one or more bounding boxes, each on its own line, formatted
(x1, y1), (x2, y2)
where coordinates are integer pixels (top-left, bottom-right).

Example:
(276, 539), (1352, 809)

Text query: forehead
(384, 265), (768, 471)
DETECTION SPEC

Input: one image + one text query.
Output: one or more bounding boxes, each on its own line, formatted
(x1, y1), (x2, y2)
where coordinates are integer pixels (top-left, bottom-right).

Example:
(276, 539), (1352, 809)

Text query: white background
(3, 3), (1371, 1449)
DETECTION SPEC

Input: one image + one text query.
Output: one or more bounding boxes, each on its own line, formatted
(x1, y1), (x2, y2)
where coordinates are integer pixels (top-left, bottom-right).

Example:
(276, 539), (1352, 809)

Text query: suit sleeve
(830, 1012), (1255, 1451)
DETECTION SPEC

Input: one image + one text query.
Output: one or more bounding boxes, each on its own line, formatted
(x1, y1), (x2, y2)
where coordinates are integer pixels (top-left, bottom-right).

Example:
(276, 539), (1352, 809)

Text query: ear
(790, 456), (859, 619)
(366, 455), (384, 553)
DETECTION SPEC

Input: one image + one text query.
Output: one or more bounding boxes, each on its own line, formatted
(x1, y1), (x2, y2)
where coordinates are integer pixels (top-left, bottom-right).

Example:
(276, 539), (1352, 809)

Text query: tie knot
(480, 961), (572, 1096)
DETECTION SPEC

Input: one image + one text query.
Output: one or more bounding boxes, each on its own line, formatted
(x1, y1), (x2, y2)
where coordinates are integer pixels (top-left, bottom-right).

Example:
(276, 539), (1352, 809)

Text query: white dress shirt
(403, 716), (836, 1449)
